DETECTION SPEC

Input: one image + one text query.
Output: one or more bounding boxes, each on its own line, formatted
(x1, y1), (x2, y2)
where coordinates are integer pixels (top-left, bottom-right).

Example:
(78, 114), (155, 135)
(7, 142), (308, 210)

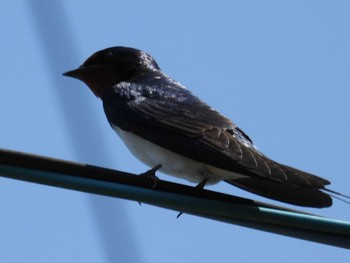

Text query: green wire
(0, 148), (350, 249)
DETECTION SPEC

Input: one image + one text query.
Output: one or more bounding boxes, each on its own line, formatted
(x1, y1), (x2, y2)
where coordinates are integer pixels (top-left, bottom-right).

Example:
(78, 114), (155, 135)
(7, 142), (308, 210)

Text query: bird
(63, 46), (348, 208)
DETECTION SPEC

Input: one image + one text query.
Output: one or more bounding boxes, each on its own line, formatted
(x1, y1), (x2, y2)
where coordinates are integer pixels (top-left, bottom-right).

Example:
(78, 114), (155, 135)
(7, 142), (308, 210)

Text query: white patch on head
(112, 125), (247, 184)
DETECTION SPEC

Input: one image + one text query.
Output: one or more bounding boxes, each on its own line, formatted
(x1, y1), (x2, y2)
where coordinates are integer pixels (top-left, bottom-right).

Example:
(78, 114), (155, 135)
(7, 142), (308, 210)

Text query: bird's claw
(195, 178), (208, 190)
(177, 178), (208, 218)
(138, 164), (161, 206)
(139, 164), (161, 189)
(176, 212), (183, 218)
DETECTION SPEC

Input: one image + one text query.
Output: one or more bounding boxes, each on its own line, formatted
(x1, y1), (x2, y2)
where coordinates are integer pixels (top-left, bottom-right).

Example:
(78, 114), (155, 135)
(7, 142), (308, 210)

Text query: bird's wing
(108, 87), (327, 185)
(103, 83), (332, 207)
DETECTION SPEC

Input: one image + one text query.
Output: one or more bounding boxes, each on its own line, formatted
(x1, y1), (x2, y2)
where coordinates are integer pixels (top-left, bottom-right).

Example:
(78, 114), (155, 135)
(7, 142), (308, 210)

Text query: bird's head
(63, 46), (160, 98)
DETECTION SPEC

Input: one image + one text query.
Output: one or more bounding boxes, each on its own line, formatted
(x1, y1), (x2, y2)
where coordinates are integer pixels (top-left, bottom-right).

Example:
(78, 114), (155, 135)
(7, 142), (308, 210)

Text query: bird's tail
(224, 177), (333, 208)
(323, 188), (350, 205)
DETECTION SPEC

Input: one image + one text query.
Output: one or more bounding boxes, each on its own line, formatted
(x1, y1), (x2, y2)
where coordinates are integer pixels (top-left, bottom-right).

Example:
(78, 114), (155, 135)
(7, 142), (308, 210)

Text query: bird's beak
(63, 65), (106, 81)
(63, 68), (83, 79)
(62, 65), (109, 98)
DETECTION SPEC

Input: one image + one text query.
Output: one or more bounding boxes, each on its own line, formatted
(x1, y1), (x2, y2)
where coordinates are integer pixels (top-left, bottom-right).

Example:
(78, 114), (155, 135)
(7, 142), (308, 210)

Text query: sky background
(1, 1), (350, 262)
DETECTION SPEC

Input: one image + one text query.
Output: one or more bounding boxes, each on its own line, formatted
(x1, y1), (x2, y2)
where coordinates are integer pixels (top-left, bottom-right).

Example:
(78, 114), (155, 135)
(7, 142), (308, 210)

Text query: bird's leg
(138, 164), (162, 205)
(139, 164), (162, 189)
(195, 178), (208, 190)
(177, 178), (208, 218)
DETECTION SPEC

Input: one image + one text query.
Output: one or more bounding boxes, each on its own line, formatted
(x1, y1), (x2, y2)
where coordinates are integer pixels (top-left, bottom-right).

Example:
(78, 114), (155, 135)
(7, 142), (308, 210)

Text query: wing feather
(104, 83), (330, 191)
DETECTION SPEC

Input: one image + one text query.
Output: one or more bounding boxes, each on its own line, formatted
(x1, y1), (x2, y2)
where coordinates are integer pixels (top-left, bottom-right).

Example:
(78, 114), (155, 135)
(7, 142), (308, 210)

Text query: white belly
(113, 126), (246, 185)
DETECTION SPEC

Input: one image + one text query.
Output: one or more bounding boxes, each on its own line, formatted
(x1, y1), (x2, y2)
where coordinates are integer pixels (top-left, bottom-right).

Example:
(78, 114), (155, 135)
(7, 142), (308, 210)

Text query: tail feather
(324, 188), (350, 205)
(225, 177), (332, 208)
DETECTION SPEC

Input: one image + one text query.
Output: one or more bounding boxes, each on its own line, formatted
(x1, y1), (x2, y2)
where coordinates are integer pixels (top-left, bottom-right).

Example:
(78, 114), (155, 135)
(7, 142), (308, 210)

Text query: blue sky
(1, 1), (349, 262)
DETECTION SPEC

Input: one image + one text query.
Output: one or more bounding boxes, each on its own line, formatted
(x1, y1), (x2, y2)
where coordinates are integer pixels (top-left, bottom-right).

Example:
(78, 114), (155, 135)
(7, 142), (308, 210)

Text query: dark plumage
(64, 46), (348, 208)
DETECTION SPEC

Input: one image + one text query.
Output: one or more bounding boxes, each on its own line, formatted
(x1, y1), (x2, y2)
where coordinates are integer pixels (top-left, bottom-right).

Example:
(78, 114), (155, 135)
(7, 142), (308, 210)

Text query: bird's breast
(112, 125), (246, 184)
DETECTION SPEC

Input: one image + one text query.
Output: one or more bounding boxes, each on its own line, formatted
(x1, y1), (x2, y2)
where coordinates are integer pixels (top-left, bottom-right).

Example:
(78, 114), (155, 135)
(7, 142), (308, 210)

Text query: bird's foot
(177, 178), (208, 218)
(194, 178), (208, 190)
(139, 164), (161, 189)
(138, 164), (161, 205)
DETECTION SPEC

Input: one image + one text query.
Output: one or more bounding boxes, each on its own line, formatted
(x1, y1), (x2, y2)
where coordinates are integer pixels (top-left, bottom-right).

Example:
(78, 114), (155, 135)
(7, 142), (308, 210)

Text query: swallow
(63, 46), (348, 208)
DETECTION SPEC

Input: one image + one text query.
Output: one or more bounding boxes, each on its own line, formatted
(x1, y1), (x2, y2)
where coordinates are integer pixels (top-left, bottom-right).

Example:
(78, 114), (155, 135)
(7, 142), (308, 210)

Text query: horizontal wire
(1, 148), (350, 249)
